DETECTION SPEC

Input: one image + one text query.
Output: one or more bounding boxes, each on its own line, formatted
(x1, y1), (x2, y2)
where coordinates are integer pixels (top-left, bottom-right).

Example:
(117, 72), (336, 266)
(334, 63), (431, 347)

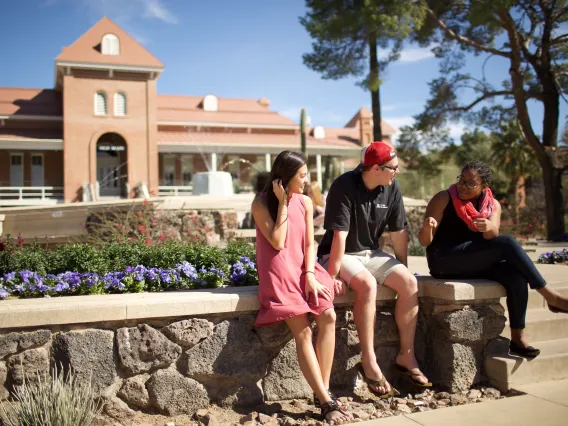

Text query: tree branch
(551, 33), (568, 46)
(425, 8), (512, 58)
(450, 90), (513, 112)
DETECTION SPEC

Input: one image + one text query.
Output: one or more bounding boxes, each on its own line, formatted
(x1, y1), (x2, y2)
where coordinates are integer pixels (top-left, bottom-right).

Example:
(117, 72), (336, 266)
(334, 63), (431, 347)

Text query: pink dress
(255, 193), (335, 326)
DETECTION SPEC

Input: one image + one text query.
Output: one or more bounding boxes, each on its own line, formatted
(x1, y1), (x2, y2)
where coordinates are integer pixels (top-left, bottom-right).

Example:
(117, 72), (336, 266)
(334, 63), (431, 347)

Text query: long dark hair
(263, 151), (307, 221)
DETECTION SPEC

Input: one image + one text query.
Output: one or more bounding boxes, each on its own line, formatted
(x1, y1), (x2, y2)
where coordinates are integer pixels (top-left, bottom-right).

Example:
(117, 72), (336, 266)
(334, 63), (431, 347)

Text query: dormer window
(202, 95), (218, 112)
(102, 34), (120, 55)
(313, 126), (326, 139)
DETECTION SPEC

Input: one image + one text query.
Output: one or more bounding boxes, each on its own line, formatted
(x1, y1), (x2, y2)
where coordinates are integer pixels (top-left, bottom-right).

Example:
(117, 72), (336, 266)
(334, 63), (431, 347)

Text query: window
(114, 92), (126, 116)
(94, 92), (107, 116)
(102, 34), (120, 55)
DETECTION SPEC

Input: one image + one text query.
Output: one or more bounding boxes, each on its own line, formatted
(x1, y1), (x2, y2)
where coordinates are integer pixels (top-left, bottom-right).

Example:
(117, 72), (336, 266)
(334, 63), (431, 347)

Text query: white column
(265, 153), (271, 171)
(316, 154), (322, 188)
(340, 158), (345, 174)
(210, 153), (217, 172)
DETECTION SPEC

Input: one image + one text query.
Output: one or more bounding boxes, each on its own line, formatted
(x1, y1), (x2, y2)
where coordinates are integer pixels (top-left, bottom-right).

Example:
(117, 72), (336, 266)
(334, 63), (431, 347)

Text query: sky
(0, 0), (565, 143)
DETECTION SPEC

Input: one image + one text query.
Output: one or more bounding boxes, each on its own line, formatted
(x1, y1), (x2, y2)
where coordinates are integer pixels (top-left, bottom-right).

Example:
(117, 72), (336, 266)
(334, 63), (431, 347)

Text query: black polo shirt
(317, 168), (406, 257)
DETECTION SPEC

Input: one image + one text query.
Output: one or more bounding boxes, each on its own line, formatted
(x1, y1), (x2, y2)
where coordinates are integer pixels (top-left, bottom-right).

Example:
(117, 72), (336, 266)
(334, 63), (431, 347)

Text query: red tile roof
(55, 17), (163, 69)
(344, 107), (396, 135)
(157, 95), (296, 126)
(0, 88), (62, 116)
(0, 129), (63, 140)
(157, 130), (361, 150)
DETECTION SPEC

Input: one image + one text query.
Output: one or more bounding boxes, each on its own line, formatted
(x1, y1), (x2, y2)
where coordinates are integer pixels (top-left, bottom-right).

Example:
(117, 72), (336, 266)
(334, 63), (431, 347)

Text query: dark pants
(427, 235), (546, 329)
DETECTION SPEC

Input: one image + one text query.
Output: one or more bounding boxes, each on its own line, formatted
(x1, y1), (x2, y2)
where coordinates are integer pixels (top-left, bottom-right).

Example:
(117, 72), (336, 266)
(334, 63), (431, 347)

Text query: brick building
(0, 17), (395, 206)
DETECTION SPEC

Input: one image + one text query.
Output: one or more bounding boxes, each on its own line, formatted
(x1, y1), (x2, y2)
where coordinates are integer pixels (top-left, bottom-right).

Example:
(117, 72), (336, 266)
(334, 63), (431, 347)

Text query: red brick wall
(62, 73), (158, 202)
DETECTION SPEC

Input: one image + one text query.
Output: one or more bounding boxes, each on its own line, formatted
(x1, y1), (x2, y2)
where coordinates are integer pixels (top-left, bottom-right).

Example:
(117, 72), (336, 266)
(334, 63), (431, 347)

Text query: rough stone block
(7, 347), (49, 386)
(263, 339), (311, 401)
(255, 321), (292, 350)
(0, 362), (8, 400)
(52, 329), (116, 396)
(427, 340), (484, 392)
(147, 368), (208, 416)
(117, 374), (150, 409)
(374, 311), (399, 343)
(117, 324), (182, 374)
(432, 305), (506, 343)
(185, 319), (271, 379)
(0, 330), (51, 359)
(162, 318), (214, 350)
(330, 328), (360, 389)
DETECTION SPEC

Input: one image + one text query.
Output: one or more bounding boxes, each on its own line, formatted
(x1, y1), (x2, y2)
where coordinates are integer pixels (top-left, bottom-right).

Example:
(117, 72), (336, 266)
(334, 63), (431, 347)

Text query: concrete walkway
(355, 379), (568, 426)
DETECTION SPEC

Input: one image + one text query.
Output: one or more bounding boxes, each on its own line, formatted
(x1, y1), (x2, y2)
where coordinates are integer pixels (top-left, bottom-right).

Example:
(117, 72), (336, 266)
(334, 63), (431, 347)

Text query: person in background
(420, 160), (568, 358)
(305, 181), (325, 227)
(252, 151), (352, 424)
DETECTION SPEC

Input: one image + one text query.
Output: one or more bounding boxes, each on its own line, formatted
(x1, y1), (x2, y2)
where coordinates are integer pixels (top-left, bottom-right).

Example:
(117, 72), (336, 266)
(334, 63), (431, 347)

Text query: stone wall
(0, 282), (506, 417)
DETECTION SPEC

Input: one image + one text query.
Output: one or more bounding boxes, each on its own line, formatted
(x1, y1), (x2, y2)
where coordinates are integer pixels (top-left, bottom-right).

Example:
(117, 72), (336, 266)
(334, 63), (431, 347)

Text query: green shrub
(48, 244), (106, 274)
(0, 367), (103, 426)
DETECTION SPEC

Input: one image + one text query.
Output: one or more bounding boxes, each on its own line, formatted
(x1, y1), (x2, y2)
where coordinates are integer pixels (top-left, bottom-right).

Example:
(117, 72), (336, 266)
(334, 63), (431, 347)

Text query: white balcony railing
(158, 185), (193, 197)
(0, 186), (64, 206)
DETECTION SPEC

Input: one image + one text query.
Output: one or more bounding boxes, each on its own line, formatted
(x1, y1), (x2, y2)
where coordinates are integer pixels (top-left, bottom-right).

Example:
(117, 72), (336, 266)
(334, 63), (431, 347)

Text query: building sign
(97, 144), (125, 152)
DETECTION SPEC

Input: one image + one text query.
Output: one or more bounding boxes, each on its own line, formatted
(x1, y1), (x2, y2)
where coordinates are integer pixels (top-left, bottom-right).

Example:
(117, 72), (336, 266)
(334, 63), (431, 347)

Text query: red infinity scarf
(448, 184), (495, 232)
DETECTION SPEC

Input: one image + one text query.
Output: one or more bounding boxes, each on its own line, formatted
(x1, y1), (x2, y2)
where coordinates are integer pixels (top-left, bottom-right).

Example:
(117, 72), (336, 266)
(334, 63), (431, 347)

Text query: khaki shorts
(319, 249), (405, 286)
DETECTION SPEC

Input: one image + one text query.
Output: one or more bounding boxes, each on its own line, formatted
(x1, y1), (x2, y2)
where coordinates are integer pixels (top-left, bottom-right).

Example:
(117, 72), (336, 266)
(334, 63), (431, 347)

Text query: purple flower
(0, 288), (8, 299)
(3, 272), (16, 282)
(82, 273), (100, 288)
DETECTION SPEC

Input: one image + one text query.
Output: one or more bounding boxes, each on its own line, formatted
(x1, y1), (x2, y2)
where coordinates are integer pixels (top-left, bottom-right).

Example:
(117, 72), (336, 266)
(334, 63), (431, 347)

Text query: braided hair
(462, 160), (493, 185)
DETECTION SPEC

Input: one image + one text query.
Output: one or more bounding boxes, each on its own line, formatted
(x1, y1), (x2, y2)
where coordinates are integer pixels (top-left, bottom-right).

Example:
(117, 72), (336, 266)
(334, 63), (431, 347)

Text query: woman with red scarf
(419, 160), (568, 358)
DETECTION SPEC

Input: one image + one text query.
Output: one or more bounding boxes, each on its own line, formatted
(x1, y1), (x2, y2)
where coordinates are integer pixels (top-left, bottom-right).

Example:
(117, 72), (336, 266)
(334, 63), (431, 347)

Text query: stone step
(485, 337), (568, 391)
(499, 283), (568, 311)
(501, 307), (568, 342)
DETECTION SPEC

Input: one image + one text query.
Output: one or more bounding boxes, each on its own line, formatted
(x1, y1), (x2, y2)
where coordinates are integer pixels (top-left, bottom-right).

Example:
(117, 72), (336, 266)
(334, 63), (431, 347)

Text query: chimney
(359, 108), (373, 146)
(258, 98), (270, 107)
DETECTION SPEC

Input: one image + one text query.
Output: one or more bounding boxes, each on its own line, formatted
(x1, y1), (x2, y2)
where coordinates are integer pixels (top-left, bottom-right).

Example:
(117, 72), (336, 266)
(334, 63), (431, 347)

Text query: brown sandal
(313, 389), (339, 408)
(356, 362), (399, 399)
(394, 363), (432, 387)
(320, 399), (351, 424)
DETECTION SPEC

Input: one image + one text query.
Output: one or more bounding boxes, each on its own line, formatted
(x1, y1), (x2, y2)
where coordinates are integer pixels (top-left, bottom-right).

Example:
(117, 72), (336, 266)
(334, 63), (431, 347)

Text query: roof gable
(55, 17), (163, 68)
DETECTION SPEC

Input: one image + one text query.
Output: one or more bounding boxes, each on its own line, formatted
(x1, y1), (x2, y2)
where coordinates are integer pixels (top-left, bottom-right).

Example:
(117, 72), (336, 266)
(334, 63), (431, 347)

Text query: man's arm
(326, 230), (348, 279)
(390, 229), (408, 267)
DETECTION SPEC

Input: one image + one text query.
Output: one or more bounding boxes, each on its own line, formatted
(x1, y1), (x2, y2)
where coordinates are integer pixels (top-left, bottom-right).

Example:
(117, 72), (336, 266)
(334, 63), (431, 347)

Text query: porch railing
(0, 186), (64, 205)
(158, 186), (193, 197)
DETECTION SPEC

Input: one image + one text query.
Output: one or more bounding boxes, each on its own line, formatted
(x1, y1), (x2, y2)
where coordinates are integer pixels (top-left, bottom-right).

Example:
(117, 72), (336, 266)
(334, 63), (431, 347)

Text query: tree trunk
(369, 36), (382, 142)
(541, 158), (565, 241)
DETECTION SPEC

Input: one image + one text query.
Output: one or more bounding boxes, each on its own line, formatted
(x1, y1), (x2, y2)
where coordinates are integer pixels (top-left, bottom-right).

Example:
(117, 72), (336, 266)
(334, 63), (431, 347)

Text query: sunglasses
(380, 164), (399, 172)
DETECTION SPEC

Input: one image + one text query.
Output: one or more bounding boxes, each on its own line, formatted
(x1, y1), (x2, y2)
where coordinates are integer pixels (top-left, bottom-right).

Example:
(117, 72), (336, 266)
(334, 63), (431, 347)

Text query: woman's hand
(423, 217), (438, 230)
(474, 218), (493, 232)
(305, 273), (332, 306)
(272, 179), (286, 203)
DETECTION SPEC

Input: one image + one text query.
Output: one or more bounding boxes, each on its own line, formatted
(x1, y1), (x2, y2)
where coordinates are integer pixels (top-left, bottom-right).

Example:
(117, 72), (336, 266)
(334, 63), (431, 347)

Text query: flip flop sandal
(394, 364), (432, 387)
(356, 362), (399, 399)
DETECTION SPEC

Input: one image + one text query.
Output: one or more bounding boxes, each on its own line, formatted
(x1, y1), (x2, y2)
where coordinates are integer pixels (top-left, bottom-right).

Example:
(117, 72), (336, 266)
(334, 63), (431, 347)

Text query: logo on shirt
(376, 203), (388, 209)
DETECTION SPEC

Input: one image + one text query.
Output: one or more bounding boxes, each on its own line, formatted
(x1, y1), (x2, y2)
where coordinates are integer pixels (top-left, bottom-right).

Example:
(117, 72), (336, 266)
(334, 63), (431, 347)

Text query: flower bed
(537, 248), (568, 265)
(0, 239), (258, 300)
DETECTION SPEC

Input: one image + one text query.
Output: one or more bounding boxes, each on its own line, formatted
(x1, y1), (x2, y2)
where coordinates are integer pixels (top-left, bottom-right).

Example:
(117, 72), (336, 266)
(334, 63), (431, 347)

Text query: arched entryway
(96, 133), (128, 198)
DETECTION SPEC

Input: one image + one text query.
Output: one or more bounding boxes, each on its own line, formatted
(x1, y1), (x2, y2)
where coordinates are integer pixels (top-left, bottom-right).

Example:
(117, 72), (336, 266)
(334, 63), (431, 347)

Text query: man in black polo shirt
(318, 141), (430, 396)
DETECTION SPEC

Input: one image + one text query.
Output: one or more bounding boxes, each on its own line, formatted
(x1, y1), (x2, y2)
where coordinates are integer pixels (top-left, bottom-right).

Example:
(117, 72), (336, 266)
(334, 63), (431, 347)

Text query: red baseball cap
(363, 141), (397, 166)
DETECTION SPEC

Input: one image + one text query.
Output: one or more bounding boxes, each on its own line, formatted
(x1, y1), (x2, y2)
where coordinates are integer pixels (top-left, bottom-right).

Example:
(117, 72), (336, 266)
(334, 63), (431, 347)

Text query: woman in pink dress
(252, 151), (352, 424)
